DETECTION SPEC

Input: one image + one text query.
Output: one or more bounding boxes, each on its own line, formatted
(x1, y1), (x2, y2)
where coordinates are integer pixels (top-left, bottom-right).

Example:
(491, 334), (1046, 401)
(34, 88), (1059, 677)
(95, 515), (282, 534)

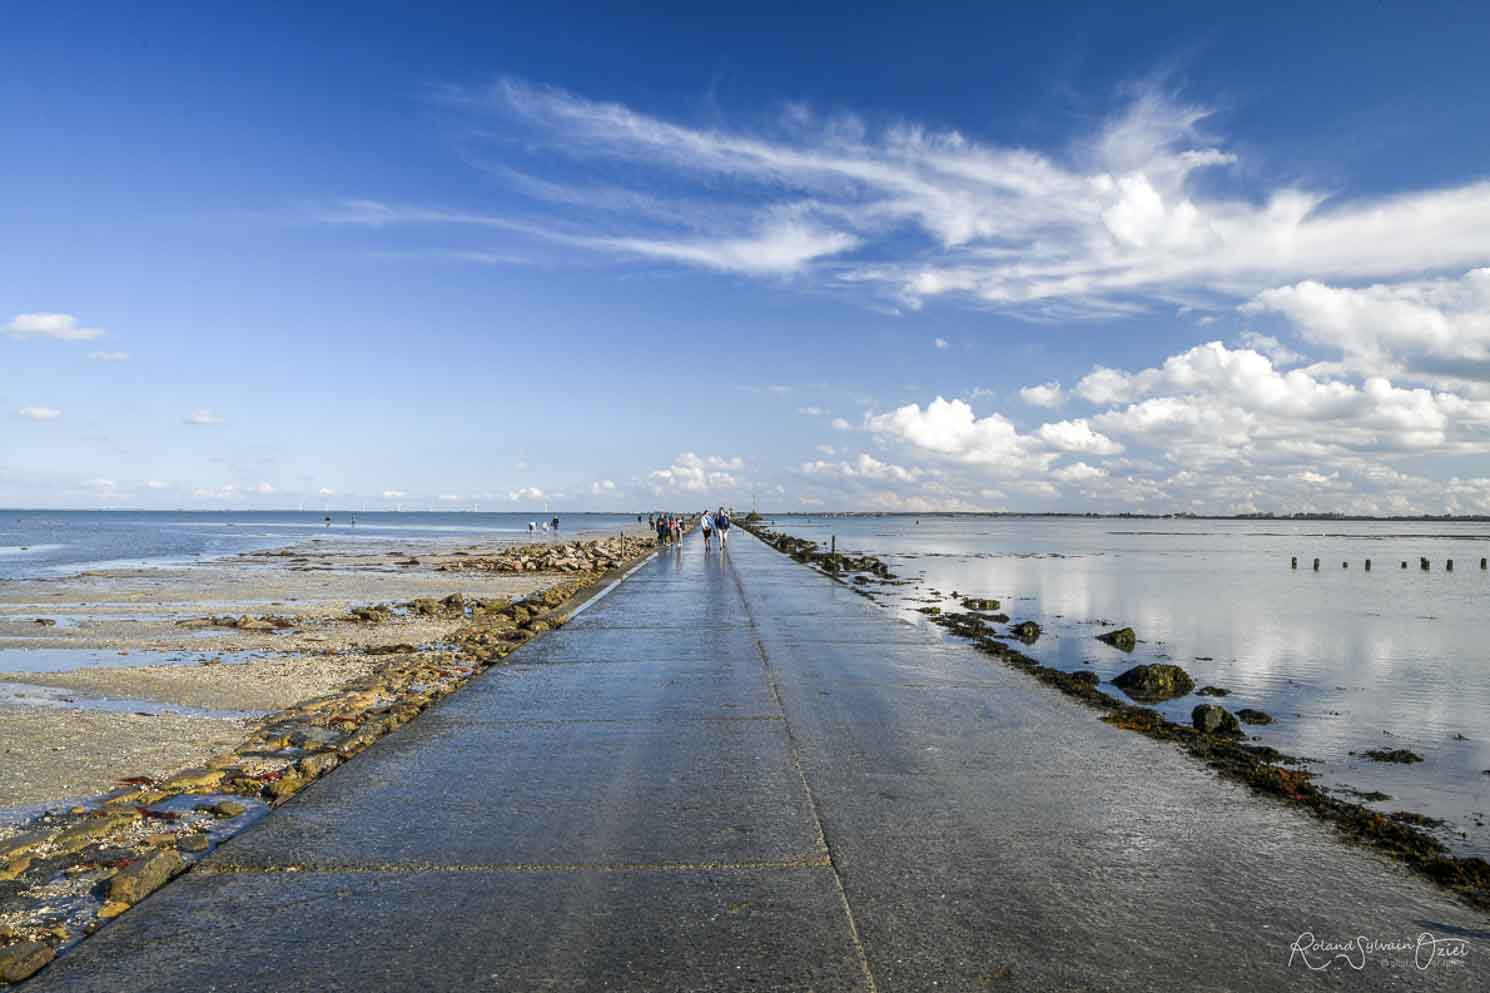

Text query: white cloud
(1051, 461), (1109, 482)
(146, 480), (168, 489)
(801, 452), (925, 482)
(933, 337), (949, 350)
(1035, 418), (1124, 455)
(1018, 382), (1065, 408)
(866, 397), (1052, 472)
(185, 409), (223, 426)
(83, 478), (115, 492)
(386, 80), (1490, 317)
(816, 444), (836, 455)
(382, 489), (407, 499)
(590, 479), (617, 495)
(318, 487), (336, 496)
(5, 313), (104, 341)
(830, 417), (852, 431)
(89, 351), (129, 362)
(507, 486), (545, 502)
(1246, 269), (1490, 384)
(17, 406), (62, 421)
(797, 406), (826, 416)
(254, 482), (275, 495)
(437, 493), (462, 502)
(1236, 332), (1303, 367)
(649, 452), (742, 492)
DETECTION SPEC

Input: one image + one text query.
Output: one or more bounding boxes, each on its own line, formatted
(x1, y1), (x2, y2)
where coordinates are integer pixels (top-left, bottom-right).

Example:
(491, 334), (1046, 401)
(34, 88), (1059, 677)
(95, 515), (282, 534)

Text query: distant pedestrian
(716, 507), (731, 548)
(656, 516), (668, 546)
(528, 521), (535, 536)
(551, 516), (560, 533)
(701, 511), (713, 546)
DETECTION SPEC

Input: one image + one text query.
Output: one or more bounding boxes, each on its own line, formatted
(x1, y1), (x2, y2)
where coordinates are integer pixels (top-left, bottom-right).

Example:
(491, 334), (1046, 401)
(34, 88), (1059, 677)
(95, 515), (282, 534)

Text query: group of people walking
(648, 508), (731, 549)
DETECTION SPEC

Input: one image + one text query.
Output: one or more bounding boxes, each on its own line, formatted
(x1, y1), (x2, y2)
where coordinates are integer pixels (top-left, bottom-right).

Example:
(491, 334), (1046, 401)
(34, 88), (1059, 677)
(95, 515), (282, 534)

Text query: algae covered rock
(1192, 704), (1242, 736)
(1112, 663), (1194, 702)
(1362, 748), (1423, 764)
(1008, 620), (1041, 643)
(1236, 708), (1273, 725)
(1096, 627), (1137, 651)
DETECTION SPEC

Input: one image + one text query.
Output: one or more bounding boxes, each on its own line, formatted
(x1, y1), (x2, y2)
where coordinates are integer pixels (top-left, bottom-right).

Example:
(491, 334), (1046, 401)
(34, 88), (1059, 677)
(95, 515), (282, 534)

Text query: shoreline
(737, 516), (1490, 915)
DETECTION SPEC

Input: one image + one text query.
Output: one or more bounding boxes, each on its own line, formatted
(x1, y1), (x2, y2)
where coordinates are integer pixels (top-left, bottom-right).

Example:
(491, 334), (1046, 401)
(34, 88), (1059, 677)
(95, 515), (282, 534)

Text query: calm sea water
(0, 510), (645, 582)
(766, 514), (1490, 856)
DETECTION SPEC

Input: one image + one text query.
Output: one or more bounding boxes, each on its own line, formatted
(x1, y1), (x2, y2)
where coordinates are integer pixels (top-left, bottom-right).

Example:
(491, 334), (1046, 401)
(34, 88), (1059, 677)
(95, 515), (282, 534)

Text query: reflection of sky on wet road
(768, 515), (1490, 856)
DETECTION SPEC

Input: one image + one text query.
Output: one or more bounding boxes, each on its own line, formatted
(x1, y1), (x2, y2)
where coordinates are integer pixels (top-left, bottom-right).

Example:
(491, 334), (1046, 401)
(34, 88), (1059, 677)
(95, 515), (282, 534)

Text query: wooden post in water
(1447, 559), (1454, 571)
(1313, 558), (1320, 571)
(1342, 561), (1349, 569)
(1402, 561), (1408, 568)
(831, 535), (836, 555)
(1365, 559), (1371, 571)
(1290, 556), (1297, 569)
(1421, 557), (1430, 571)
(1482, 557), (1487, 570)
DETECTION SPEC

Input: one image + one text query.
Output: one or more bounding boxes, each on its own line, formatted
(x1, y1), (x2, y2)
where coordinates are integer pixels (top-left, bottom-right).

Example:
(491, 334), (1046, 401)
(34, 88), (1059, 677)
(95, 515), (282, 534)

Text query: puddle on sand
(0, 681), (266, 720)
(0, 647), (283, 674)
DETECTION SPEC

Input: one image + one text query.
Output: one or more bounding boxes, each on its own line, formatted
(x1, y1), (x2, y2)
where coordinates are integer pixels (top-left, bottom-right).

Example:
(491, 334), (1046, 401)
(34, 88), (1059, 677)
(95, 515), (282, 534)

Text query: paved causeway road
(29, 530), (1489, 991)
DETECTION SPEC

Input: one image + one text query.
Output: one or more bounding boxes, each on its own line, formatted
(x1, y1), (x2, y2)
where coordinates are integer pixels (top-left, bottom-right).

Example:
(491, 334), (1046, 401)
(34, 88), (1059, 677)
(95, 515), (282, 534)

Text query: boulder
(1362, 748), (1423, 764)
(1112, 663), (1194, 702)
(961, 597), (1000, 612)
(1192, 704), (1242, 736)
(1009, 621), (1041, 643)
(0, 941), (55, 984)
(108, 849), (183, 905)
(1236, 708), (1273, 725)
(1096, 627), (1137, 651)
(1195, 685), (1230, 697)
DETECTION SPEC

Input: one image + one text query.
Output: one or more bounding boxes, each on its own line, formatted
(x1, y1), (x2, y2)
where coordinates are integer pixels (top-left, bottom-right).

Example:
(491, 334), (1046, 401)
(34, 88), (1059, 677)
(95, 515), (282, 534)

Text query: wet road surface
(26, 530), (1490, 990)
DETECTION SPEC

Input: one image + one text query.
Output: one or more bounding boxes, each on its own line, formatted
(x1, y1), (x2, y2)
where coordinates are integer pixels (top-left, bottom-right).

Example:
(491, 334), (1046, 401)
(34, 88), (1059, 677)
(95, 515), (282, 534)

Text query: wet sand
(0, 529), (647, 812)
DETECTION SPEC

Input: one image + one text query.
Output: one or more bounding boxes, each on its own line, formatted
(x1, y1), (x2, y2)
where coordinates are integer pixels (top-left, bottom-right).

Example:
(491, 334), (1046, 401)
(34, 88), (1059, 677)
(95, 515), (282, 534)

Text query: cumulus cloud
(590, 479), (617, 495)
(1246, 269), (1490, 384)
(254, 482), (276, 495)
(830, 417), (853, 431)
(650, 452), (742, 492)
(5, 313), (105, 341)
(797, 406), (826, 416)
(1018, 382), (1065, 408)
(89, 351), (129, 362)
(318, 487), (336, 496)
(801, 452), (925, 482)
(17, 406), (62, 421)
(360, 79), (1490, 317)
(185, 409), (223, 426)
(933, 337), (949, 350)
(507, 486), (545, 502)
(382, 489), (407, 499)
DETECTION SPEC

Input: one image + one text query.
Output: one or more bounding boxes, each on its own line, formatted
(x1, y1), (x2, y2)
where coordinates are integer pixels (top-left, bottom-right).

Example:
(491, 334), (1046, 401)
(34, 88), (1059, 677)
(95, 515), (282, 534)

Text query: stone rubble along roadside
(437, 534), (646, 574)
(0, 535), (656, 986)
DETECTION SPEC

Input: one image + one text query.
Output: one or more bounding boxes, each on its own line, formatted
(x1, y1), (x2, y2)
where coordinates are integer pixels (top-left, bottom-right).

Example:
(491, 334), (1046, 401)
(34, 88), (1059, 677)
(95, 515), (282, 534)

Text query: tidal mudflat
(761, 514), (1490, 859)
(0, 519), (648, 811)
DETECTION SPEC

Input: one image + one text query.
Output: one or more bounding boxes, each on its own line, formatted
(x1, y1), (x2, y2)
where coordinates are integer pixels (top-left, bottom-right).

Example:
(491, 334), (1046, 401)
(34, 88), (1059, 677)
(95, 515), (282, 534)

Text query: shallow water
(0, 681), (264, 720)
(0, 647), (278, 674)
(0, 510), (647, 581)
(766, 514), (1490, 856)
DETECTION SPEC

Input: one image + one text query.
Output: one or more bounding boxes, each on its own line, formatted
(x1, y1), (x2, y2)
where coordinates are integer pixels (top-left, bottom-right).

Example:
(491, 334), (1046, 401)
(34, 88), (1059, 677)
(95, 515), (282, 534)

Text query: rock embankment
(734, 521), (897, 584)
(437, 535), (643, 574)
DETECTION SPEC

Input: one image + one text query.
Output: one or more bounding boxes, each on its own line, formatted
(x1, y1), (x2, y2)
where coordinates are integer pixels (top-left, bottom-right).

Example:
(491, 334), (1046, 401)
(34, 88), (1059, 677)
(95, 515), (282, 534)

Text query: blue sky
(6, 2), (1490, 513)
